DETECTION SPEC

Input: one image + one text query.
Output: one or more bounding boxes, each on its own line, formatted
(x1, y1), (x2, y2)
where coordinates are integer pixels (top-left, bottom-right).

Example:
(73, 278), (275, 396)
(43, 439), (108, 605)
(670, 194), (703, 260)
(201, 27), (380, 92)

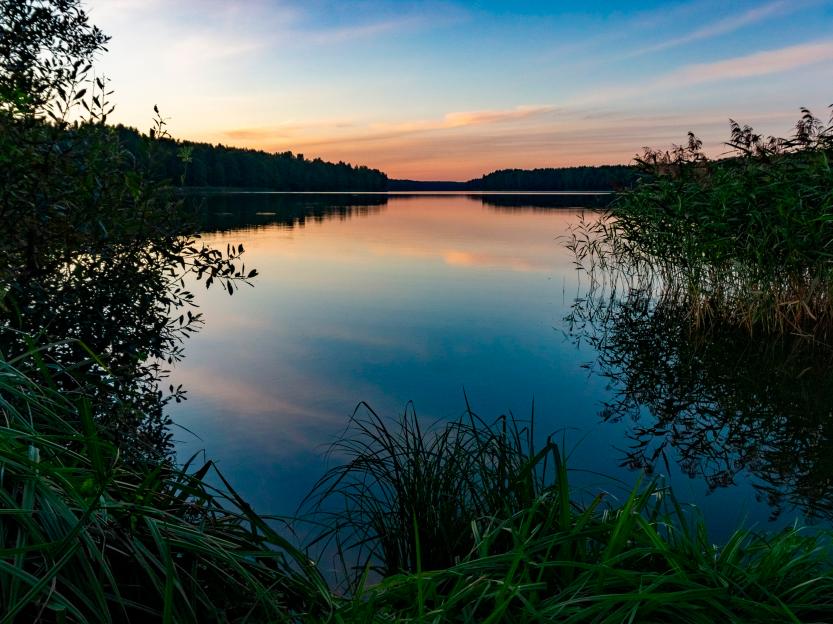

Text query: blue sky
(88, 0), (833, 179)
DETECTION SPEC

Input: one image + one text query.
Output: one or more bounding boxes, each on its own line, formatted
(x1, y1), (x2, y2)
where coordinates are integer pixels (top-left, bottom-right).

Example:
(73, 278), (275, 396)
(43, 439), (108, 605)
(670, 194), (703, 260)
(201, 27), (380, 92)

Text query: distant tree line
(468, 165), (637, 191)
(114, 122), (634, 193)
(114, 125), (389, 191)
(387, 166), (637, 191)
(387, 179), (469, 191)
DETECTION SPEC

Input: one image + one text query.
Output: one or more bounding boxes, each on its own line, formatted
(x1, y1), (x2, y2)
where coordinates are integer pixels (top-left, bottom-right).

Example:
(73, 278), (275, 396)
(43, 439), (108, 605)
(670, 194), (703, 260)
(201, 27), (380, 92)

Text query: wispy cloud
(87, 0), (164, 21)
(661, 39), (833, 85)
(169, 34), (266, 66)
(627, 0), (801, 57)
(305, 14), (440, 45)
(294, 0), (468, 45)
(573, 40), (833, 108)
(222, 105), (557, 148)
(224, 119), (357, 142)
(443, 106), (557, 127)
(368, 105), (557, 136)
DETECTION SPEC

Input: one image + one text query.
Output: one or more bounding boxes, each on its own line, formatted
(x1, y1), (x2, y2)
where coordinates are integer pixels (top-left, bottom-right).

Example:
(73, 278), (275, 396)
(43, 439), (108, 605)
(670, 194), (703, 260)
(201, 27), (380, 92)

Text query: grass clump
(303, 402), (833, 623)
(300, 400), (558, 584)
(572, 106), (833, 339)
(4, 355), (833, 622)
(0, 350), (330, 622)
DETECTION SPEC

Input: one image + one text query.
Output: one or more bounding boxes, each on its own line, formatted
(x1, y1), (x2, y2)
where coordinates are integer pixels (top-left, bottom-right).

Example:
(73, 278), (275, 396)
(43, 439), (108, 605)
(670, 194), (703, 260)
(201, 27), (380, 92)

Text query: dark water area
(170, 192), (832, 539)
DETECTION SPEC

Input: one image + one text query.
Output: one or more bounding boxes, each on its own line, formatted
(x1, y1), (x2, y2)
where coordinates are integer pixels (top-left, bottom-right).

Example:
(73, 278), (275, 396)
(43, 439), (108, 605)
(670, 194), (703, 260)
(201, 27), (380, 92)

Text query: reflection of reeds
(568, 106), (833, 339)
(565, 271), (833, 521)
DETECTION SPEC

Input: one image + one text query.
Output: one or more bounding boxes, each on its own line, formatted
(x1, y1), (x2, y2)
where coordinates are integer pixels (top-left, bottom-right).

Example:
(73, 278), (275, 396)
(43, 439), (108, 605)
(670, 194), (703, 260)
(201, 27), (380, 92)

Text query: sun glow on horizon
(88, 0), (833, 180)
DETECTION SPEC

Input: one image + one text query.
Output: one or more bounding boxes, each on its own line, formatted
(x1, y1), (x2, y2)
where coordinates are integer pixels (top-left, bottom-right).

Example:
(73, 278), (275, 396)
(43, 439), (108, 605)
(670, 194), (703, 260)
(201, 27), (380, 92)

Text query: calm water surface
(170, 193), (823, 538)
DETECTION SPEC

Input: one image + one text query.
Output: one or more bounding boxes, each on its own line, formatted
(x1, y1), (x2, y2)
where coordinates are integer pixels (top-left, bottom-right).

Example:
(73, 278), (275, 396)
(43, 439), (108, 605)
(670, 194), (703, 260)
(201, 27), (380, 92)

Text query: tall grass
(570, 107), (833, 339)
(0, 349), (331, 622)
(340, 484), (833, 622)
(4, 356), (833, 621)
(307, 405), (833, 623)
(299, 400), (560, 586)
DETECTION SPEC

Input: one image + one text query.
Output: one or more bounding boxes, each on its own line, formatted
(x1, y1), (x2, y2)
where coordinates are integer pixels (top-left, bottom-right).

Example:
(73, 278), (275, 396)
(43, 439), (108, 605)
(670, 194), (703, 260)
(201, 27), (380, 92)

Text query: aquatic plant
(570, 106), (833, 338)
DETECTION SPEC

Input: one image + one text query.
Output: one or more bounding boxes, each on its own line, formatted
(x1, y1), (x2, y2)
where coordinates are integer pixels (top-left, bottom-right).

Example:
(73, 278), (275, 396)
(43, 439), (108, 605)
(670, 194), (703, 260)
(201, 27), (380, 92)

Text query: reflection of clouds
(171, 198), (585, 464)
(172, 366), (346, 456)
(442, 250), (540, 272)
(305, 325), (433, 358)
(366, 243), (552, 273)
(196, 310), (269, 333)
(195, 199), (580, 287)
(175, 367), (323, 418)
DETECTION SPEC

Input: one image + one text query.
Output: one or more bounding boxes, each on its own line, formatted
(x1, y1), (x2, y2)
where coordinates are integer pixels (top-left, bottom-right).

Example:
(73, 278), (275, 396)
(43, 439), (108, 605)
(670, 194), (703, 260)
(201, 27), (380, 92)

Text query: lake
(170, 192), (829, 539)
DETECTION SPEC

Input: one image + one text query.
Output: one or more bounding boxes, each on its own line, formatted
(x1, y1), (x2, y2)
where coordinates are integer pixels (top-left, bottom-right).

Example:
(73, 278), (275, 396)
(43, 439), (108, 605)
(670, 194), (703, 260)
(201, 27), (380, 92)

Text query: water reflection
(568, 288), (833, 522)
(477, 193), (611, 210)
(192, 193), (388, 232)
(170, 193), (808, 533)
(189, 191), (610, 234)
(172, 194), (624, 517)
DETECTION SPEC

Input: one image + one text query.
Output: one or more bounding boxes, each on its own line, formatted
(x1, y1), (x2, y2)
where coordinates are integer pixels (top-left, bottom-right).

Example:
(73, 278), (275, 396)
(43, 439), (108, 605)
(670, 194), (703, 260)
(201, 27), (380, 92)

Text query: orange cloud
(371, 105), (557, 135)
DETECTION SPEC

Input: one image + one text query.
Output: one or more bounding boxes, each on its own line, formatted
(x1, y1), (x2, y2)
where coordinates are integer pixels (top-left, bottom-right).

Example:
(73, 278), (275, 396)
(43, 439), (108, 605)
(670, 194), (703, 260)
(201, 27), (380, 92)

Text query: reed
(298, 399), (559, 587)
(570, 106), (833, 339)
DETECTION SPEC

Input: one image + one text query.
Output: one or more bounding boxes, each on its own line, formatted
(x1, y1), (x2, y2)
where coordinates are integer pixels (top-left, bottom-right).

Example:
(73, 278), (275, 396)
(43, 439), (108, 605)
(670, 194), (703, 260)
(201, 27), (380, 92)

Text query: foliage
(337, 485), (833, 623)
(0, 0), (107, 116)
(572, 107), (833, 338)
(0, 349), (331, 622)
(304, 405), (833, 623)
(0, 3), (254, 459)
(300, 401), (559, 587)
(390, 165), (637, 192)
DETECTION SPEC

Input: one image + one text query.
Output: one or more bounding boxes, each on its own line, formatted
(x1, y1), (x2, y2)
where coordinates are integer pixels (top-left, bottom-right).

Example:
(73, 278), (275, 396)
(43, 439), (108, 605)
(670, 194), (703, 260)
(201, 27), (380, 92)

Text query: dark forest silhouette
(115, 125), (389, 191)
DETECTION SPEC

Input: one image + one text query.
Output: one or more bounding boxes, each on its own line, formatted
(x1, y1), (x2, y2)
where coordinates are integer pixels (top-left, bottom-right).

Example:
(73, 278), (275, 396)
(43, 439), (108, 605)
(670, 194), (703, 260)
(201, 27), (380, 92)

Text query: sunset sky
(87, 0), (833, 180)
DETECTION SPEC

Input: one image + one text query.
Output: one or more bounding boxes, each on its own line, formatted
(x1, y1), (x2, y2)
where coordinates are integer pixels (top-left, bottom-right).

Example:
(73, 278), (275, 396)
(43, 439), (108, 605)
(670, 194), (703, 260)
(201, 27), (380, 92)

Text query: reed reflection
(567, 286), (833, 522)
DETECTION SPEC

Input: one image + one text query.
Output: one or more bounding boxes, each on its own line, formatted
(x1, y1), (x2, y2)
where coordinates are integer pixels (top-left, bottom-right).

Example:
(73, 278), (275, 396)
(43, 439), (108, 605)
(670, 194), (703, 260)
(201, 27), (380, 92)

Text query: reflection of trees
(567, 286), (833, 521)
(477, 193), (610, 210)
(1, 116), (251, 461)
(1, 226), (248, 460)
(193, 193), (388, 232)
